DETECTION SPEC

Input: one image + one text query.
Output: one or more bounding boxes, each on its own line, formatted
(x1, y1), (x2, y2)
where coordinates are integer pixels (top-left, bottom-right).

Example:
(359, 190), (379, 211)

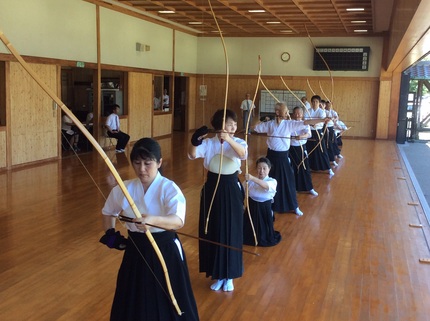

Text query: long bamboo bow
(243, 56), (262, 246)
(301, 25), (335, 169)
(0, 31), (183, 316)
(280, 76), (312, 118)
(204, 0), (229, 234)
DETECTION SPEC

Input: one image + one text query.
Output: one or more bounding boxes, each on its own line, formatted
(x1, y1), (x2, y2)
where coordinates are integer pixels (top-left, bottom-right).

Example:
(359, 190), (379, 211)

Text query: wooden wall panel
(0, 129), (5, 168)
(153, 114), (172, 137)
(10, 62), (58, 165)
(376, 80), (392, 139)
(128, 72), (152, 142)
(388, 72), (402, 140)
(193, 75), (380, 138)
(187, 76), (196, 132)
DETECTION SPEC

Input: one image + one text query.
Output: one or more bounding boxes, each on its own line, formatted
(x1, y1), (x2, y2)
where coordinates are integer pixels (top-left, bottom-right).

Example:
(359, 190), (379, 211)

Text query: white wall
(0, 0), (381, 77)
(100, 8), (174, 71)
(0, 0), (198, 73)
(174, 31), (198, 74)
(197, 36), (384, 77)
(0, 0), (97, 62)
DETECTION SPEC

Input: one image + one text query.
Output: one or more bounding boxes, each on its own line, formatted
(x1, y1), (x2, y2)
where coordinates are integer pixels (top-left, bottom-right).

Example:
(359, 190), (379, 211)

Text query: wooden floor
(1, 133), (430, 321)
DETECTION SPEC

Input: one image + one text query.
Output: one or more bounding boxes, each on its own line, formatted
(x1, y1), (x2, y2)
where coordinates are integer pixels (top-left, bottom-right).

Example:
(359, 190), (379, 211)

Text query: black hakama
(336, 133), (343, 149)
(110, 231), (199, 321)
(266, 149), (298, 213)
(306, 129), (331, 171)
(243, 198), (281, 247)
(329, 127), (342, 156)
(199, 171), (244, 280)
(289, 144), (314, 192)
(325, 126), (336, 161)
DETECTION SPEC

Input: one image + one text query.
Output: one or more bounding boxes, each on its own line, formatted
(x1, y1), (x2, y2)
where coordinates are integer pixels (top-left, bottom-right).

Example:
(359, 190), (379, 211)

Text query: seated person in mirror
(61, 112), (80, 151)
(162, 89), (169, 111)
(105, 104), (130, 153)
(153, 93), (161, 110)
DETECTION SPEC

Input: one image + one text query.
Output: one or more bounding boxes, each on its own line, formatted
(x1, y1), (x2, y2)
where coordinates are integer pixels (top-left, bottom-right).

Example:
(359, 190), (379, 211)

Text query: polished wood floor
(1, 133), (430, 321)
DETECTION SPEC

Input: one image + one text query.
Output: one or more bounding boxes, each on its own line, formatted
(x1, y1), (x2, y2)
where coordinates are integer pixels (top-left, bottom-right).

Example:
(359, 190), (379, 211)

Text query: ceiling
(98, 0), (392, 37)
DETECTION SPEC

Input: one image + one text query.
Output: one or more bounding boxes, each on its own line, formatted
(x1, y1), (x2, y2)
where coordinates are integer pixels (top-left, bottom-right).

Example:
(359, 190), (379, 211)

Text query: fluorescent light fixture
(159, 10), (175, 14)
(354, 29), (368, 33)
(101, 0), (203, 34)
(248, 10), (265, 13)
(280, 30), (293, 33)
(351, 20), (366, 23)
(211, 30), (223, 33)
(347, 8), (365, 11)
(266, 21), (281, 24)
(188, 22), (203, 25)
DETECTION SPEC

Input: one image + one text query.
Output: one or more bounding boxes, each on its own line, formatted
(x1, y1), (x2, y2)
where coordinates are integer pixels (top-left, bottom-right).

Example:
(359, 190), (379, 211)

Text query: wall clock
(281, 52), (291, 62)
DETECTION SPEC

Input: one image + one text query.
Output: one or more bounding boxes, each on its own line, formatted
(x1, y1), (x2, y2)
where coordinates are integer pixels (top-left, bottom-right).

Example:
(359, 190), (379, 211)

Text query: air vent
(313, 47), (370, 71)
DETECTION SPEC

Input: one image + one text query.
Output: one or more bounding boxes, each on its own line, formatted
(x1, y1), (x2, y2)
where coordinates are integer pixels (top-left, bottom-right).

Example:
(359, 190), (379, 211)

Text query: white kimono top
(102, 172), (186, 233)
(195, 136), (247, 174)
(254, 119), (311, 151)
(304, 108), (325, 130)
(243, 176), (277, 202)
(291, 126), (312, 147)
(325, 109), (338, 127)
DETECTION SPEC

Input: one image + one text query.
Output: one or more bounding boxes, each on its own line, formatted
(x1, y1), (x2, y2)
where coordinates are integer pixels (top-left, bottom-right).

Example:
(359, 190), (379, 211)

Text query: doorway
(174, 76), (187, 131)
(398, 60), (430, 143)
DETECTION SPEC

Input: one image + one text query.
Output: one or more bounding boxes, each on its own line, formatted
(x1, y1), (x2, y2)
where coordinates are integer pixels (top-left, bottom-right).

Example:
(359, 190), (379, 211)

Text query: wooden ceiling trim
(216, 0), (277, 34)
(107, 0), (379, 37)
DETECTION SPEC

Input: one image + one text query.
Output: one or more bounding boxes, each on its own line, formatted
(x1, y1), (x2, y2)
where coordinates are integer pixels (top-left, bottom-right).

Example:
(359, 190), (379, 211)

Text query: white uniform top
(304, 108), (325, 130)
(195, 136), (247, 174)
(163, 94), (169, 108)
(334, 120), (347, 135)
(153, 97), (161, 109)
(304, 101), (311, 110)
(102, 173), (186, 233)
(325, 109), (338, 127)
(85, 112), (94, 128)
(244, 176), (277, 202)
(61, 115), (74, 134)
(106, 113), (120, 131)
(240, 99), (256, 111)
(254, 119), (310, 151)
(291, 126), (312, 147)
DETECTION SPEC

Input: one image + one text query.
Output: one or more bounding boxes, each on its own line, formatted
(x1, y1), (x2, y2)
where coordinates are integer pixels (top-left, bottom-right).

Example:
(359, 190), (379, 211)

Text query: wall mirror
(154, 75), (171, 113)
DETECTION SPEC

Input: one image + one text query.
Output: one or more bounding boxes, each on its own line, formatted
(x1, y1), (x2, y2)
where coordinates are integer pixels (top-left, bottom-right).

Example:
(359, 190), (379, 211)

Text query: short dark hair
(311, 95), (321, 102)
(111, 104), (120, 113)
(130, 137), (162, 163)
(211, 109), (237, 130)
(256, 157), (271, 168)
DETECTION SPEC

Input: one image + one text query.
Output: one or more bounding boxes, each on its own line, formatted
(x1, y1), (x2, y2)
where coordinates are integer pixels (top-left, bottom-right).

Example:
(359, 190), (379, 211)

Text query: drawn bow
(0, 31), (183, 316)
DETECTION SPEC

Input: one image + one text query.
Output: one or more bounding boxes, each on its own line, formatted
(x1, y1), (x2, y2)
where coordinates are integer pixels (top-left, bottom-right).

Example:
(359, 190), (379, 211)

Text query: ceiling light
(351, 20), (366, 23)
(347, 8), (365, 11)
(188, 22), (203, 25)
(266, 21), (281, 24)
(354, 29), (368, 33)
(280, 30), (293, 33)
(159, 10), (175, 14)
(248, 10), (265, 13)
